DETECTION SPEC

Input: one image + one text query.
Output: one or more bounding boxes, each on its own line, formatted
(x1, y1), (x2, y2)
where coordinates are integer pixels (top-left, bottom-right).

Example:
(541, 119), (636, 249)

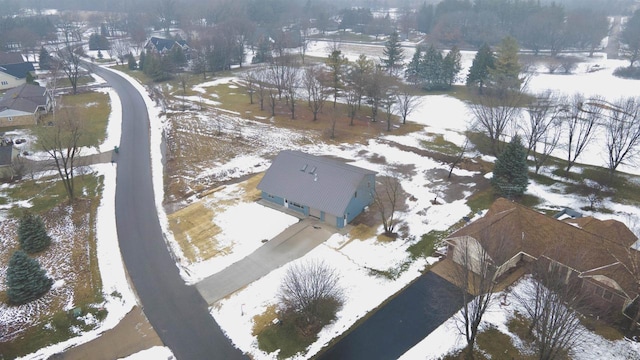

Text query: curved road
(91, 65), (246, 360)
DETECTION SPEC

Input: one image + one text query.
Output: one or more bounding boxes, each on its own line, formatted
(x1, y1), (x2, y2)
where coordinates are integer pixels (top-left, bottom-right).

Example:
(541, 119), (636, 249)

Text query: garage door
(310, 208), (321, 219)
(324, 214), (338, 227)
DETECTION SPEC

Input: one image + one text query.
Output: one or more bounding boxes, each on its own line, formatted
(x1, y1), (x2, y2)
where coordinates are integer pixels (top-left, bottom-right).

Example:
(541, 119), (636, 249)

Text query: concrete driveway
(196, 217), (336, 304)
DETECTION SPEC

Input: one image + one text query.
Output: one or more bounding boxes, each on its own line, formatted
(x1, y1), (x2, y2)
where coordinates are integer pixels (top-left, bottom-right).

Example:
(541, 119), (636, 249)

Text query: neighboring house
(0, 52), (35, 91)
(0, 84), (52, 127)
(257, 150), (376, 228)
(144, 36), (190, 55)
(445, 198), (639, 321)
(0, 142), (20, 179)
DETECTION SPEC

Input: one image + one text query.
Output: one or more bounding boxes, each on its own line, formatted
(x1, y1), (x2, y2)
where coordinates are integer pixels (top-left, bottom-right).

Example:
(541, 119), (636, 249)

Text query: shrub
(278, 260), (344, 337)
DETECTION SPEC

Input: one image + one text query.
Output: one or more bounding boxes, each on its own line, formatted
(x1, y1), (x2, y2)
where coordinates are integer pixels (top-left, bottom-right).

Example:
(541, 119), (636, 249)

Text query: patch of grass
(4, 174), (98, 216)
(252, 304), (278, 336)
(37, 91), (110, 149)
(56, 75), (95, 89)
(408, 230), (449, 260)
(579, 315), (625, 341)
(466, 188), (495, 214)
(258, 320), (309, 359)
(507, 311), (535, 344)
(477, 325), (535, 359)
(366, 260), (412, 280)
(420, 133), (462, 156)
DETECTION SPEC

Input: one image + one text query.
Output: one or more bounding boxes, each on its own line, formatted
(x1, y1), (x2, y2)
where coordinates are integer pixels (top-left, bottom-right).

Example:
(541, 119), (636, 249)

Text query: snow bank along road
(90, 64), (246, 360)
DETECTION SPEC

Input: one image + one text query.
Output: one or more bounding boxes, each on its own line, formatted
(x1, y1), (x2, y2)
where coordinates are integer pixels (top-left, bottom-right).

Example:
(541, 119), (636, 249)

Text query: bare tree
(603, 97), (640, 180)
(39, 108), (83, 201)
(563, 94), (603, 174)
(468, 93), (523, 155)
(268, 89), (277, 117)
(345, 85), (359, 126)
(278, 260), (344, 336)
(303, 66), (329, 121)
(451, 231), (506, 359)
(514, 264), (587, 360)
(254, 68), (268, 111)
(522, 92), (565, 158)
(395, 89), (419, 125)
(372, 171), (402, 236)
(241, 71), (257, 105)
(284, 67), (300, 119)
(448, 138), (469, 179)
(366, 66), (392, 123)
(56, 44), (83, 95)
(382, 90), (396, 132)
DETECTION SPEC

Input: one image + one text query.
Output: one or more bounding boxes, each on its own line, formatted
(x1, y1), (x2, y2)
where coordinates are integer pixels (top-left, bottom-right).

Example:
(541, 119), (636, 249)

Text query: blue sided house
(257, 150), (376, 228)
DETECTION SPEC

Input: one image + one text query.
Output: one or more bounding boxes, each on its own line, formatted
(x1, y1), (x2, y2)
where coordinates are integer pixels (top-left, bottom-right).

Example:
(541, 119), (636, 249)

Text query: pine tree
(442, 46), (462, 87)
(6, 250), (53, 305)
(127, 53), (137, 70)
(466, 43), (494, 93)
(382, 30), (405, 75)
(490, 36), (522, 93)
(138, 51), (146, 71)
(18, 213), (52, 254)
(492, 135), (529, 198)
(421, 45), (443, 90)
(405, 46), (423, 85)
(39, 47), (51, 70)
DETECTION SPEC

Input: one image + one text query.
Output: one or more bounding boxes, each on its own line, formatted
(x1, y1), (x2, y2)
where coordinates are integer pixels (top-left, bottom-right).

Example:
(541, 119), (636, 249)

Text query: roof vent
(300, 164), (308, 172)
(309, 166), (316, 174)
(314, 173), (318, 182)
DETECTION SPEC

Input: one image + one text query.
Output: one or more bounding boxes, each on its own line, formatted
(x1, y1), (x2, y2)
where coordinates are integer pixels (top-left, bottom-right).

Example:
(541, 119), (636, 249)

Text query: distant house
(0, 52), (35, 91)
(444, 198), (639, 321)
(257, 150), (376, 228)
(0, 142), (20, 179)
(0, 84), (52, 127)
(144, 36), (190, 55)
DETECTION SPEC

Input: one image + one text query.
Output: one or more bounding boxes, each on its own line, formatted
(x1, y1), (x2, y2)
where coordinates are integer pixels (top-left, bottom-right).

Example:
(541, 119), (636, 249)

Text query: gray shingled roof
(0, 84), (47, 113)
(257, 150), (376, 216)
(0, 52), (25, 65)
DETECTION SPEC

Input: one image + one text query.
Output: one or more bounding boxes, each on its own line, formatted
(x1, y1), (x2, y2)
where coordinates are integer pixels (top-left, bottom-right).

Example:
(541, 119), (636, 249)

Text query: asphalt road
(92, 65), (246, 360)
(317, 272), (464, 360)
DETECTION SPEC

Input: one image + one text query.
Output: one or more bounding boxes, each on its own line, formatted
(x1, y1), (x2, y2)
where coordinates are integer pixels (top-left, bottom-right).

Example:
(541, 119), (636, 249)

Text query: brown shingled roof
(448, 198), (637, 274)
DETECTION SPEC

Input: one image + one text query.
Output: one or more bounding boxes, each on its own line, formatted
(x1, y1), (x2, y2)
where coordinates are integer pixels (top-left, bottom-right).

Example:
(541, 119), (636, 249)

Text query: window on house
(602, 290), (614, 301)
(594, 286), (604, 296)
(8, 117), (12, 121)
(1, 81), (8, 85)
(354, 191), (357, 198)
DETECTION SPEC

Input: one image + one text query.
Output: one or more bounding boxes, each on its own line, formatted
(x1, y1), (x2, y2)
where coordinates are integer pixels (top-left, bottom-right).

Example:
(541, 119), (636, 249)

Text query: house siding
(0, 112), (35, 127)
(0, 72), (24, 90)
(343, 174), (375, 224)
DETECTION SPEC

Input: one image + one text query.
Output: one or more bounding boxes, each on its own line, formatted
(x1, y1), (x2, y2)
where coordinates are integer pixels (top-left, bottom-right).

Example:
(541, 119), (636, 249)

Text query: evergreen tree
(6, 250), (53, 305)
(26, 72), (37, 85)
(421, 45), (443, 90)
(466, 43), (494, 93)
(127, 53), (137, 70)
(405, 46), (423, 85)
(442, 46), (462, 87)
(492, 135), (529, 197)
(18, 213), (52, 254)
(382, 30), (405, 75)
(490, 36), (522, 93)
(89, 33), (110, 50)
(138, 51), (146, 71)
(39, 47), (51, 70)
